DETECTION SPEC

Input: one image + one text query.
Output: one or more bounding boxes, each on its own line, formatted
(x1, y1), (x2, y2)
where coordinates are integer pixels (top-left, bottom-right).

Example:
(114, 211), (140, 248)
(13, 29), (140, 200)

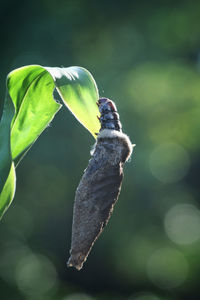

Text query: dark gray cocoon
(67, 129), (133, 270)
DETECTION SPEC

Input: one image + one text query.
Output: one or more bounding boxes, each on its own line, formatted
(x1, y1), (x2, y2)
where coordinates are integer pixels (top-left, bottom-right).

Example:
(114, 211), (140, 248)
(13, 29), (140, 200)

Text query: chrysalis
(67, 98), (133, 270)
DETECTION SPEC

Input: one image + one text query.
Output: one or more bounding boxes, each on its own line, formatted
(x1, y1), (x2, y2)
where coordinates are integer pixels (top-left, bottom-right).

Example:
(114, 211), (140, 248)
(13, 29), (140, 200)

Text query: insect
(97, 97), (122, 132)
(67, 98), (133, 270)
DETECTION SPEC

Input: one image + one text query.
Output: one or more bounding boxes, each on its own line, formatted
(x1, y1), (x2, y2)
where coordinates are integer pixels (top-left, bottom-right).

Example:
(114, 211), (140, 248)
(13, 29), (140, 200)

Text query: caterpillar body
(97, 97), (122, 132)
(67, 98), (133, 270)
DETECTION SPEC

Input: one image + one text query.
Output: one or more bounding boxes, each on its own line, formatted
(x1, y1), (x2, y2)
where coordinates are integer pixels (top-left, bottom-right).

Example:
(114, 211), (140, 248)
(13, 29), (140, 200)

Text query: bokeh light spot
(147, 247), (188, 289)
(62, 293), (95, 300)
(15, 253), (58, 296)
(128, 292), (162, 300)
(149, 143), (190, 183)
(164, 204), (200, 245)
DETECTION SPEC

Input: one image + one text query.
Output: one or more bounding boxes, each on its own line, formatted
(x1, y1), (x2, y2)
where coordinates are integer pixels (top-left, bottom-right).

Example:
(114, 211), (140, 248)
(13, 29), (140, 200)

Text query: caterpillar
(67, 98), (133, 270)
(97, 97), (122, 132)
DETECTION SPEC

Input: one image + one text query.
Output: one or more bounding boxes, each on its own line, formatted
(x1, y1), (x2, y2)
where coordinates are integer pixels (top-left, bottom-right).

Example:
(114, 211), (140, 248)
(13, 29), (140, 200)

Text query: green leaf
(0, 64), (100, 219)
(0, 163), (16, 220)
(46, 66), (100, 138)
(9, 66), (62, 161)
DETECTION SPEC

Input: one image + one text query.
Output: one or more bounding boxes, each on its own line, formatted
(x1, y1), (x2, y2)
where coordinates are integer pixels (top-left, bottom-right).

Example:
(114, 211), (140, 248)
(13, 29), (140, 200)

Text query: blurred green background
(0, 0), (200, 299)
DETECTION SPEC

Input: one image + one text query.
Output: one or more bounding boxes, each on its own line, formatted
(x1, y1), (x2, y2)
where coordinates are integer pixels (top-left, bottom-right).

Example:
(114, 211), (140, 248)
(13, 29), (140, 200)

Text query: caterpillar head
(97, 98), (117, 114)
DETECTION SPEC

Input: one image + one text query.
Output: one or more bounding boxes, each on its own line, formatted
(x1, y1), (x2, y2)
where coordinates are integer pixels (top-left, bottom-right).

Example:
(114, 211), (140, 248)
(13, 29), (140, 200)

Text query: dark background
(0, 1), (200, 299)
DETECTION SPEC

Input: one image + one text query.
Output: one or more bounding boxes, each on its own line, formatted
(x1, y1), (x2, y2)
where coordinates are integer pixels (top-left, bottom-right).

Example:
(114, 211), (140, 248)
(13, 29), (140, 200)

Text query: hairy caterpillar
(67, 98), (133, 270)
